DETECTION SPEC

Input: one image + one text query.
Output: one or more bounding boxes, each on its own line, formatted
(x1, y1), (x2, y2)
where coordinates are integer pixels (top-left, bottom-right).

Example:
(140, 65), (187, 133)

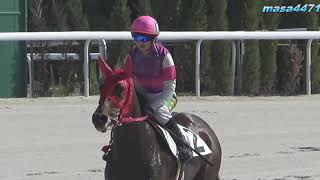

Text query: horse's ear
(123, 58), (132, 76)
(98, 55), (113, 76)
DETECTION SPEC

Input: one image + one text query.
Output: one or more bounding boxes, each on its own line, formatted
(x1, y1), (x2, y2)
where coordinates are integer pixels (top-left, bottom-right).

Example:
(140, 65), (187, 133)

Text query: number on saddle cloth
(158, 124), (212, 159)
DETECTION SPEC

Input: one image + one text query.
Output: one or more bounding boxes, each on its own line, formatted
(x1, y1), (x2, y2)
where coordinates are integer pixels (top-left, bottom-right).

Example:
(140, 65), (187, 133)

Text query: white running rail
(0, 31), (317, 96)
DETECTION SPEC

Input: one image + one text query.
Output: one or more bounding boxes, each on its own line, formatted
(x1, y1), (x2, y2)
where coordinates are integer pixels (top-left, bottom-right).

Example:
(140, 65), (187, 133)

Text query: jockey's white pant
(153, 105), (172, 125)
(145, 92), (174, 125)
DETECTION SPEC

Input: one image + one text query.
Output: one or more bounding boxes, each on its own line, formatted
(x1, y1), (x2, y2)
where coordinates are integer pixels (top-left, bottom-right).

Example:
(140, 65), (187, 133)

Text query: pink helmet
(131, 16), (159, 36)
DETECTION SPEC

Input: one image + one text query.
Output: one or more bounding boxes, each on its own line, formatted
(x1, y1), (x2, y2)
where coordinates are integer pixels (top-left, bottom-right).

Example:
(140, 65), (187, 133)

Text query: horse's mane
(134, 86), (148, 115)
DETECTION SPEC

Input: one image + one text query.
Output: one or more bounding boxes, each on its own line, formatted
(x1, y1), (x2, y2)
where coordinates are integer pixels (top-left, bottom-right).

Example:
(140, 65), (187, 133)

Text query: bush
(50, 84), (69, 97)
(277, 43), (304, 95)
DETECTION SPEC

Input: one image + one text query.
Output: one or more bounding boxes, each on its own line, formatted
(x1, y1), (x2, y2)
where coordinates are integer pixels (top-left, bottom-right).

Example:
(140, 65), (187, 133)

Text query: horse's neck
(115, 89), (152, 153)
(130, 88), (143, 118)
(112, 89), (163, 173)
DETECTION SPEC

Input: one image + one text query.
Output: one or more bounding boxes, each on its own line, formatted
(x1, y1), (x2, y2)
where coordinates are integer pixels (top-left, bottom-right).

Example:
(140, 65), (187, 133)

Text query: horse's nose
(92, 113), (108, 130)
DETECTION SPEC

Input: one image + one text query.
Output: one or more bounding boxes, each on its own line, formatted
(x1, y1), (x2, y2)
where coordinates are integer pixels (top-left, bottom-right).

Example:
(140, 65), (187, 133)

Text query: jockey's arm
(149, 53), (176, 110)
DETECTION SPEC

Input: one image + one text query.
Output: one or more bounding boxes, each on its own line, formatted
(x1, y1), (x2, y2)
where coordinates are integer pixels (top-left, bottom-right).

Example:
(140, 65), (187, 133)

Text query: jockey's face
(135, 40), (153, 54)
(133, 34), (153, 54)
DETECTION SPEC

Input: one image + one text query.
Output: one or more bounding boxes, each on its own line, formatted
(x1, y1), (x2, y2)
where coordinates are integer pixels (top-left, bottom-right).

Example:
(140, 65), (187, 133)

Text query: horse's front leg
(92, 105), (108, 133)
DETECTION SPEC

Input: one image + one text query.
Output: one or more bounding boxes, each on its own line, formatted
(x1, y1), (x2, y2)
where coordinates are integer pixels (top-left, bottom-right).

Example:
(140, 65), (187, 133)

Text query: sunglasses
(133, 34), (152, 42)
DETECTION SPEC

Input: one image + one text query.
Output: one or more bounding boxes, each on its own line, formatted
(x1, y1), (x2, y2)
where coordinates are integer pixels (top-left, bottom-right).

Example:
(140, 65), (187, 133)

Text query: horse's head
(92, 56), (135, 132)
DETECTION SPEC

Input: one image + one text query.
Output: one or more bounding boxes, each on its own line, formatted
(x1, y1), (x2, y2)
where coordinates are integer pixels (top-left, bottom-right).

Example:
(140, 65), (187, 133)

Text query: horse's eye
(114, 84), (125, 99)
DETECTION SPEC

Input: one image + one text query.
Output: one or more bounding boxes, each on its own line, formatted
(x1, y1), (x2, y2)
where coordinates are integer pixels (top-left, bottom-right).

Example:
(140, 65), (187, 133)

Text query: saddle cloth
(157, 124), (212, 159)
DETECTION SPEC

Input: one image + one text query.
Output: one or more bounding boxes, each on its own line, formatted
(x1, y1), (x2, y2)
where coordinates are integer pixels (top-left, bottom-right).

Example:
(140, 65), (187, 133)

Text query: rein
(121, 115), (149, 125)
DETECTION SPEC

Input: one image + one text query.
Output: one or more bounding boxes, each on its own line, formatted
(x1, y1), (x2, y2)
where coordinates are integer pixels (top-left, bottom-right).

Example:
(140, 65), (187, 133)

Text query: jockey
(125, 15), (192, 163)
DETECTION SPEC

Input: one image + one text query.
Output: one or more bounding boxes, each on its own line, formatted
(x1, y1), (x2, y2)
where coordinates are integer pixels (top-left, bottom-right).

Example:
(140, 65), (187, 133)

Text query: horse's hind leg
(192, 152), (220, 180)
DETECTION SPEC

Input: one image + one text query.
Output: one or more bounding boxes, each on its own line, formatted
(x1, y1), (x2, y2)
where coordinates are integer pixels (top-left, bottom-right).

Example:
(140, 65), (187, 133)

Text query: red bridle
(98, 56), (148, 125)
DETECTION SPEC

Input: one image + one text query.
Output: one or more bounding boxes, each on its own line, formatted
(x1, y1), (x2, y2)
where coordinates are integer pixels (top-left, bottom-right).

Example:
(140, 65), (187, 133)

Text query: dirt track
(0, 95), (320, 180)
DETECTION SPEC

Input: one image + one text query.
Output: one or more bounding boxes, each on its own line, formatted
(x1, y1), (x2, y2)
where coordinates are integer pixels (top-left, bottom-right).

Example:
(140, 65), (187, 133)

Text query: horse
(92, 56), (222, 180)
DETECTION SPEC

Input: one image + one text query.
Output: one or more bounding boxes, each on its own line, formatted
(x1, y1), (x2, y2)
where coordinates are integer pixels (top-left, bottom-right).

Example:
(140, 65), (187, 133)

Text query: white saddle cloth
(158, 124), (212, 158)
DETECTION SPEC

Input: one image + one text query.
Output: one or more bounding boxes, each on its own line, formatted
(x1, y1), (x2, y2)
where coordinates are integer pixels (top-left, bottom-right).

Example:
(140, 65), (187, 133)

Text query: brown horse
(92, 56), (221, 180)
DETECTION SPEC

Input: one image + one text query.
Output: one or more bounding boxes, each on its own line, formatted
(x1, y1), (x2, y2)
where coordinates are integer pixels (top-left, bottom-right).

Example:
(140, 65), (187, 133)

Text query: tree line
(28, 0), (320, 96)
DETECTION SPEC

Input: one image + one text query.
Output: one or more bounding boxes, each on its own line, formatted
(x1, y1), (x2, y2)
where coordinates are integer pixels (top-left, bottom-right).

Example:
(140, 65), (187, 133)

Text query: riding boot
(165, 119), (193, 163)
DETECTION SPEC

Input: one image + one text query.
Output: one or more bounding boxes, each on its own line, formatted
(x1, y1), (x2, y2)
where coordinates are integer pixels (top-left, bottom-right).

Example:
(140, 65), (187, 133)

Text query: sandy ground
(0, 95), (320, 180)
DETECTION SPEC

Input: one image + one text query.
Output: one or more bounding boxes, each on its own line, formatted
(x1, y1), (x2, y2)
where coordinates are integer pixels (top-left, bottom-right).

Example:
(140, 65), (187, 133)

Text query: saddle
(147, 115), (212, 160)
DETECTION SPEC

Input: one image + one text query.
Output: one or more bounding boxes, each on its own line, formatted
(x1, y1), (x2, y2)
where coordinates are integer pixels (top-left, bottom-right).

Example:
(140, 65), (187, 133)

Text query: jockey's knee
(152, 105), (172, 125)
